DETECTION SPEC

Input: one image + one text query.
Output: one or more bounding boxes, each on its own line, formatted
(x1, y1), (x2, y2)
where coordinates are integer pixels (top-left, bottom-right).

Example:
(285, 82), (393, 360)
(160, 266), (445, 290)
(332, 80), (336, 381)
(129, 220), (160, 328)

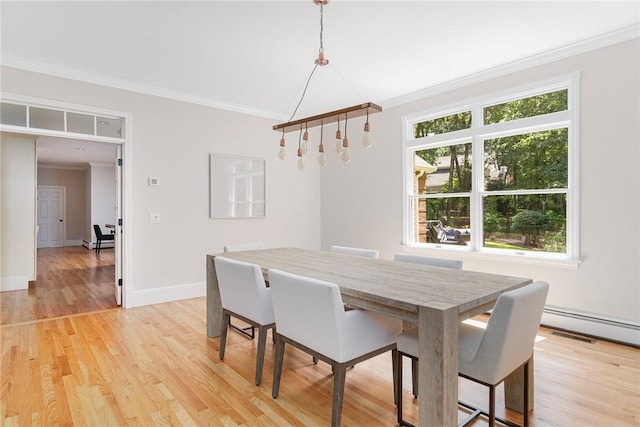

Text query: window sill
(402, 244), (582, 270)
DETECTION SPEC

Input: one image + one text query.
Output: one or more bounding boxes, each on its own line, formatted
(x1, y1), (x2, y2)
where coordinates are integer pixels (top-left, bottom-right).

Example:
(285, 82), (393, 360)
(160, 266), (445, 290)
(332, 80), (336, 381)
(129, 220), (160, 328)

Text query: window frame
(402, 74), (580, 261)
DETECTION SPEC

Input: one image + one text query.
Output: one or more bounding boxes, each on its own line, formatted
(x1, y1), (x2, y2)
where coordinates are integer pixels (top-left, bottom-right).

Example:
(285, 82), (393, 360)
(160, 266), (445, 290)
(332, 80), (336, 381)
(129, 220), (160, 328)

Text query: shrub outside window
(404, 77), (578, 259)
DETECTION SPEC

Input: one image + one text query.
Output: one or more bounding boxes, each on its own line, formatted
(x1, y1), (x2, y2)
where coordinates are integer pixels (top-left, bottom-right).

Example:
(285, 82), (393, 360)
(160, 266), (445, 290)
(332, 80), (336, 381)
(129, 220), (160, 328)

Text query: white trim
(2, 92), (132, 308)
(384, 25), (639, 109)
(2, 26), (637, 117)
(1, 55), (281, 121)
(0, 276), (29, 292)
(542, 307), (640, 347)
(128, 281), (206, 308)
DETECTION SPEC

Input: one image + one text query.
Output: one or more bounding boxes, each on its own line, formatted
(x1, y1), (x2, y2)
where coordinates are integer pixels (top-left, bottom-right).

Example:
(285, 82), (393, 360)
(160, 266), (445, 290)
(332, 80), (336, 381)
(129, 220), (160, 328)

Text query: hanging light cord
(286, 65), (318, 124)
(319, 3), (324, 54)
(285, 2), (326, 124)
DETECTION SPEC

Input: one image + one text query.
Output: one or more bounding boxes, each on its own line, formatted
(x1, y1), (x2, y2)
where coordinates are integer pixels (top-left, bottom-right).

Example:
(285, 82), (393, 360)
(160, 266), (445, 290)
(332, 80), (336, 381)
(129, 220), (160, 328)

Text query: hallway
(0, 246), (117, 325)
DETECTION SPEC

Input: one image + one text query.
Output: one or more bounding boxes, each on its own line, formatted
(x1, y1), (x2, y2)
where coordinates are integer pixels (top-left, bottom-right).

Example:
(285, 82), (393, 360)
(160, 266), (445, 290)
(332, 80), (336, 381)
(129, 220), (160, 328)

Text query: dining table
(206, 247), (533, 427)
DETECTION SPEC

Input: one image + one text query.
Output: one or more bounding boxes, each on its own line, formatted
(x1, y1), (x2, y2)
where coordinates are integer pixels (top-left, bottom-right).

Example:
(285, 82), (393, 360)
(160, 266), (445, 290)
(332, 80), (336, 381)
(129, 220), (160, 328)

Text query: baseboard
(127, 281), (206, 308)
(0, 276), (29, 292)
(542, 306), (640, 347)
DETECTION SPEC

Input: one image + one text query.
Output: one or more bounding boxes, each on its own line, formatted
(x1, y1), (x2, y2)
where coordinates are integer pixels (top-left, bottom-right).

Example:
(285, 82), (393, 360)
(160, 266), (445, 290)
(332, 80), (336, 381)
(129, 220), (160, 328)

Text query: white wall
(88, 164), (116, 245)
(321, 39), (640, 345)
(0, 66), (322, 305)
(1, 132), (37, 291)
(37, 166), (86, 244)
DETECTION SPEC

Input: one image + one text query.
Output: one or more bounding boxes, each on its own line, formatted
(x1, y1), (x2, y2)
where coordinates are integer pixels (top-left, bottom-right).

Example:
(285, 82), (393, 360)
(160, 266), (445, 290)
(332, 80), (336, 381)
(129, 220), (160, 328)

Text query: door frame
(36, 185), (66, 248)
(1, 92), (132, 307)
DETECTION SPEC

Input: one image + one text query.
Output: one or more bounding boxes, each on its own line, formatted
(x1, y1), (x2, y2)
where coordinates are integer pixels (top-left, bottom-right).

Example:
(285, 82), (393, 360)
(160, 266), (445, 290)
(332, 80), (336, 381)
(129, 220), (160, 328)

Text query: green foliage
(512, 210), (549, 247)
(483, 213), (500, 235)
(414, 111), (471, 138)
(484, 90), (568, 125)
(541, 228), (566, 253)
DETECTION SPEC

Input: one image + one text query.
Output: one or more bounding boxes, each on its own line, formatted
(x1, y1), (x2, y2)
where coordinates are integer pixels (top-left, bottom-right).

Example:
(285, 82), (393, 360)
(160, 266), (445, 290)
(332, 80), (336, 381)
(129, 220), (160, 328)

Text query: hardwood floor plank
(1, 247), (117, 326)
(1, 296), (639, 426)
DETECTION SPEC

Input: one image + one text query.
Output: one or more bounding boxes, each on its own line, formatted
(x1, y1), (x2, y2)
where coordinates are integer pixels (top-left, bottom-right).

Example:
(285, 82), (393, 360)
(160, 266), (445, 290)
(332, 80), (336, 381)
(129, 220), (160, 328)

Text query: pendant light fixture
(273, 0), (382, 168)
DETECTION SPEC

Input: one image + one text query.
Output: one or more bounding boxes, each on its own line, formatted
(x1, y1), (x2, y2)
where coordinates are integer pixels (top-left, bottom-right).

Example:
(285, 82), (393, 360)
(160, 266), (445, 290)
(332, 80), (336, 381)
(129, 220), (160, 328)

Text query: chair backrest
(214, 256), (274, 325)
(93, 224), (104, 239)
(330, 245), (379, 258)
(471, 281), (549, 383)
(268, 269), (346, 359)
(393, 253), (463, 269)
(223, 243), (265, 252)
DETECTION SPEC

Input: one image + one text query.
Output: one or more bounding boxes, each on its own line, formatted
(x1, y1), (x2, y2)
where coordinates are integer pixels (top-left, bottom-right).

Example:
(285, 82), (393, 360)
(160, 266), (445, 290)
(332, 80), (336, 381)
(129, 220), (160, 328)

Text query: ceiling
(1, 1), (639, 165)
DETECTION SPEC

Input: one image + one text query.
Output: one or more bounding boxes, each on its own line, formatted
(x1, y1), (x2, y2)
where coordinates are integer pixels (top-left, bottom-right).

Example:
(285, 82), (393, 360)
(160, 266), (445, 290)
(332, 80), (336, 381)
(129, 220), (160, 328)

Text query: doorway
(0, 94), (132, 320)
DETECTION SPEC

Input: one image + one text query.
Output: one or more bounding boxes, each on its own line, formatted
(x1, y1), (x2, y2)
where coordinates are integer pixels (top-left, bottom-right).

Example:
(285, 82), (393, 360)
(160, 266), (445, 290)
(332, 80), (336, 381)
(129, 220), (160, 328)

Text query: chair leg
(411, 358), (418, 398)
(272, 335), (285, 398)
(489, 385), (496, 427)
(392, 349), (398, 405)
(219, 312), (230, 360)
(331, 363), (347, 427)
(523, 361), (529, 427)
(255, 325), (268, 386)
(396, 352), (404, 425)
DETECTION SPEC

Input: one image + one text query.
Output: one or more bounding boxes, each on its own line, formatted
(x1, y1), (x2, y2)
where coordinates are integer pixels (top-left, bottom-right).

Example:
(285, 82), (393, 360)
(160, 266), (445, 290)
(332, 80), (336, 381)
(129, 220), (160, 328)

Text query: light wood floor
(0, 246), (117, 326)
(1, 295), (639, 426)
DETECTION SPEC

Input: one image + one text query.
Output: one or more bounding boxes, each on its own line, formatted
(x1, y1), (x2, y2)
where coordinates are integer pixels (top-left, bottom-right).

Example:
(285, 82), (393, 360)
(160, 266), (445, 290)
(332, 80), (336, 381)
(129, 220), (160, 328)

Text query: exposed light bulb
(317, 143), (327, 167)
(297, 148), (304, 170)
(341, 137), (351, 163)
(278, 136), (286, 160)
(335, 129), (343, 154)
(362, 121), (372, 148)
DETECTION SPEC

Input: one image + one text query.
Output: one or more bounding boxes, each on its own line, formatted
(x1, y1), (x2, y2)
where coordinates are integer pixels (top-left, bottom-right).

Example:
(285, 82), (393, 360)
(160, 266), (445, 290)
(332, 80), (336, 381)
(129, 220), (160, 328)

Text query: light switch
(149, 212), (161, 223)
(148, 177), (159, 186)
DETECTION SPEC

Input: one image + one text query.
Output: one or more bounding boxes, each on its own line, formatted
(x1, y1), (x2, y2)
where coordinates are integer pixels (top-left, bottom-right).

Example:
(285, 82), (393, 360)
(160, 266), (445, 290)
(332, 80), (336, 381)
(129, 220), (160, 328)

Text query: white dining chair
(393, 253), (463, 270)
(330, 245), (379, 258)
(268, 269), (402, 427)
(214, 256), (275, 386)
(394, 252), (463, 397)
(395, 281), (549, 427)
(222, 243), (265, 338)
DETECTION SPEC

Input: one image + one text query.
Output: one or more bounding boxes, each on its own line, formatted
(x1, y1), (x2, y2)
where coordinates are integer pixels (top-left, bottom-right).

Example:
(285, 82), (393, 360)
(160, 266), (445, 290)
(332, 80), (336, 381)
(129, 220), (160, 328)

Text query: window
(404, 76), (578, 260)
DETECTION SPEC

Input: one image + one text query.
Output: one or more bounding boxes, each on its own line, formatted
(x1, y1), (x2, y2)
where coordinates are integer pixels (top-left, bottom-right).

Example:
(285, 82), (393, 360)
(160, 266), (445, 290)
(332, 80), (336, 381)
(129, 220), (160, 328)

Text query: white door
(114, 146), (123, 305)
(37, 186), (65, 248)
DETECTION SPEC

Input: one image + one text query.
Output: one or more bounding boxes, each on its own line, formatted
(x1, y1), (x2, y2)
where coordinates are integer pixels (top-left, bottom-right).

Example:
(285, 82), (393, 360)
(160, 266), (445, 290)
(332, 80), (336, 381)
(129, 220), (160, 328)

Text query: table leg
(206, 255), (222, 338)
(504, 355), (534, 413)
(418, 304), (459, 427)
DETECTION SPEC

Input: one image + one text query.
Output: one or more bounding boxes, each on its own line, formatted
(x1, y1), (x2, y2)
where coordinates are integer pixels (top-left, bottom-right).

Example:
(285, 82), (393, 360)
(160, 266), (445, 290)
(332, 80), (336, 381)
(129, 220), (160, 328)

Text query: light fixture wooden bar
(273, 102), (382, 133)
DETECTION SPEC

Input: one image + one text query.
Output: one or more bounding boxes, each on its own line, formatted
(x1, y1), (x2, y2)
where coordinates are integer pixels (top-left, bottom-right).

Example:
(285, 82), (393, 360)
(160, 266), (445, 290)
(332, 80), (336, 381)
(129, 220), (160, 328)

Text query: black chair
(93, 224), (114, 253)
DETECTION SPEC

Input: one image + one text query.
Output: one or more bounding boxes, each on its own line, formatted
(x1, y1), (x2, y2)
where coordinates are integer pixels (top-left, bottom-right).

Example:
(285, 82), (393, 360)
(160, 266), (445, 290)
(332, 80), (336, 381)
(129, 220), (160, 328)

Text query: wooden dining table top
(209, 247), (531, 323)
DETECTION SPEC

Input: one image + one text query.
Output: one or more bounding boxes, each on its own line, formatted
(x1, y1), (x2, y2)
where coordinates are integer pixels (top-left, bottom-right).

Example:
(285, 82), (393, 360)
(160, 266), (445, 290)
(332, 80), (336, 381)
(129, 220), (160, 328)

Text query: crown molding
(2, 24), (637, 116)
(382, 24), (640, 109)
(0, 54), (282, 120)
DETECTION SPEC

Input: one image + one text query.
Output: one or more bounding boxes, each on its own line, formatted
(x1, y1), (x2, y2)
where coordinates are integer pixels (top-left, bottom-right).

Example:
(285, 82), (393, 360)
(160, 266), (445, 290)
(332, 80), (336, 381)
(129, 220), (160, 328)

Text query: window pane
(484, 128), (568, 190)
(29, 107), (64, 131)
(411, 197), (471, 245)
(484, 89), (567, 125)
(414, 111), (471, 138)
(0, 102), (27, 126)
(414, 143), (472, 194)
(67, 112), (95, 135)
(483, 193), (566, 253)
(97, 117), (123, 138)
